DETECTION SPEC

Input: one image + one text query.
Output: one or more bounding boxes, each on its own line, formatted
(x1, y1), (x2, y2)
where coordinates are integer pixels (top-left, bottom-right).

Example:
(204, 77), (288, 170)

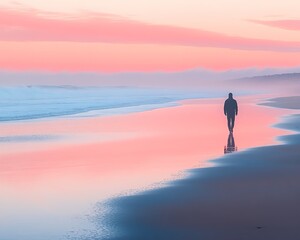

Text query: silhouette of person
(224, 93), (238, 132)
(224, 132), (237, 154)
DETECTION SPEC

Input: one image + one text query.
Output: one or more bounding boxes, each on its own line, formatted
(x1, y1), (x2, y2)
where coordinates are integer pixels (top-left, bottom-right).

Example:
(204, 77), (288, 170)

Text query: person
(224, 93), (238, 132)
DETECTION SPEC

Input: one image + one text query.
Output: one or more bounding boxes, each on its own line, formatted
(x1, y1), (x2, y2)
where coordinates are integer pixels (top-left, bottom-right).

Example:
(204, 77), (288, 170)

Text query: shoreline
(94, 97), (300, 240)
(0, 96), (292, 240)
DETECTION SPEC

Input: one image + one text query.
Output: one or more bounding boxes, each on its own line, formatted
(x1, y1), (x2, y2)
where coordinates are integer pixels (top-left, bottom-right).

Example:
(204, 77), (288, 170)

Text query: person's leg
(227, 115), (231, 131)
(231, 115), (235, 130)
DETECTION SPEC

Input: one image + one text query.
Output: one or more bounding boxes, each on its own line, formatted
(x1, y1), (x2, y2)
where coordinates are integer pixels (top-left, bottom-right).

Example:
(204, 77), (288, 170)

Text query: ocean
(0, 85), (240, 240)
(0, 86), (223, 122)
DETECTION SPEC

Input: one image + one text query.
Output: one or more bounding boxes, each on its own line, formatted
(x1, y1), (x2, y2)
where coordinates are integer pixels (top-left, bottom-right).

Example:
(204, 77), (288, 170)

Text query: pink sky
(0, 2), (299, 74)
(1, 41), (300, 72)
(250, 19), (300, 31)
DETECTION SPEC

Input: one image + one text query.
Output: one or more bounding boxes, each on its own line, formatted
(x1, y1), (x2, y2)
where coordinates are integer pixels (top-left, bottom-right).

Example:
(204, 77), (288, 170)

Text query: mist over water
(0, 70), (298, 123)
(0, 86), (225, 122)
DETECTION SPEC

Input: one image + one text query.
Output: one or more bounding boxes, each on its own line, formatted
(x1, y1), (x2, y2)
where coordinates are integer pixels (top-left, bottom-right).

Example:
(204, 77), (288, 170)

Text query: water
(0, 86), (223, 122)
(0, 86), (234, 240)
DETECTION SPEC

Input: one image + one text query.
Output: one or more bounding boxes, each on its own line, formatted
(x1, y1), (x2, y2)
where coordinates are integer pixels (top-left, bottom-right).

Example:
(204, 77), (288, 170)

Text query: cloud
(249, 19), (300, 31)
(1, 7), (300, 52)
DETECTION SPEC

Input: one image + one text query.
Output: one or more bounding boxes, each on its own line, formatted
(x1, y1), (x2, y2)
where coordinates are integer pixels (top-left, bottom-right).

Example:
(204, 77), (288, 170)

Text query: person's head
(228, 93), (233, 99)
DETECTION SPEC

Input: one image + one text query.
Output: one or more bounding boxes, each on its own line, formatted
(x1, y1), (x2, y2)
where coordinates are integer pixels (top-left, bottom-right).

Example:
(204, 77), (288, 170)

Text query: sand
(0, 96), (292, 239)
(98, 97), (300, 240)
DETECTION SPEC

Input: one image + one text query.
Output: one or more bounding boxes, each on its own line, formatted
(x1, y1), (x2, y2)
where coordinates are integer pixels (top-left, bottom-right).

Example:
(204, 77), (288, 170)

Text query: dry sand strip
(262, 96), (300, 110)
(98, 98), (300, 240)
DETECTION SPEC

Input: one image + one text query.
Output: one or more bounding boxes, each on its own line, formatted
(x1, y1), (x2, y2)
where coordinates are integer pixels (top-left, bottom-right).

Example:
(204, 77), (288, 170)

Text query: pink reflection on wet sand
(0, 97), (292, 239)
(0, 97), (290, 199)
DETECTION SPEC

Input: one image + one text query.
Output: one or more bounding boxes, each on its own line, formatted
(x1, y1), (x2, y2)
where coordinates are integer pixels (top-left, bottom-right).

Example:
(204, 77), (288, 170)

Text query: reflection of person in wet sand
(224, 132), (237, 154)
(224, 93), (238, 133)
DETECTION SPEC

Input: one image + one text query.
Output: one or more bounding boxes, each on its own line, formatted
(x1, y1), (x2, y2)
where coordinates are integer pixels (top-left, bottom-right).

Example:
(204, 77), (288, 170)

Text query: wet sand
(98, 97), (300, 240)
(0, 96), (288, 240)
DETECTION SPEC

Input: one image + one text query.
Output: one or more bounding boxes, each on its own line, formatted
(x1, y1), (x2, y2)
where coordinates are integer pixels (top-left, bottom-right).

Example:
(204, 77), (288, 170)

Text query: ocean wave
(0, 86), (221, 122)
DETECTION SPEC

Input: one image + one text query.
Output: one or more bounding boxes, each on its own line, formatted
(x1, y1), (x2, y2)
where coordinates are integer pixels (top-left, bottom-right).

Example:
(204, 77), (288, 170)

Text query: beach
(0, 93), (292, 240)
(98, 97), (300, 240)
(1, 1), (300, 239)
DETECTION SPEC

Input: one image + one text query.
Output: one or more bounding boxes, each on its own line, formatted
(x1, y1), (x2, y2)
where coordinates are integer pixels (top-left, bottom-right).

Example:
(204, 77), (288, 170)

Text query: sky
(0, 0), (299, 85)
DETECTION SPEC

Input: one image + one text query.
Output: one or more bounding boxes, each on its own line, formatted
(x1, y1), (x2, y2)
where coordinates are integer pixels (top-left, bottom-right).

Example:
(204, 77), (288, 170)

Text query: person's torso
(225, 99), (236, 115)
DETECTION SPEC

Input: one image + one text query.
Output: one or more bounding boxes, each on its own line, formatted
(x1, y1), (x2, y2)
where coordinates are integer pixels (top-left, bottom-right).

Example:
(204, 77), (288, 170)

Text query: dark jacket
(224, 98), (238, 116)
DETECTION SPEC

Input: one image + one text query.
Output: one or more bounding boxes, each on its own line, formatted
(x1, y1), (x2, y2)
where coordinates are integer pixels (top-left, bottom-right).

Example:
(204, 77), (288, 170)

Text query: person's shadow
(224, 132), (237, 154)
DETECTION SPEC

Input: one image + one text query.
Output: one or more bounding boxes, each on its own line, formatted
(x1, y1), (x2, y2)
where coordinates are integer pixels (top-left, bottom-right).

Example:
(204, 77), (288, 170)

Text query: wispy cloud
(250, 19), (300, 31)
(1, 7), (300, 52)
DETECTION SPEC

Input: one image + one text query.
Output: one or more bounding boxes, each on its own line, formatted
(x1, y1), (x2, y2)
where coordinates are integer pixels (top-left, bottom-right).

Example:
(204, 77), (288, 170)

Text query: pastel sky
(0, 0), (299, 84)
